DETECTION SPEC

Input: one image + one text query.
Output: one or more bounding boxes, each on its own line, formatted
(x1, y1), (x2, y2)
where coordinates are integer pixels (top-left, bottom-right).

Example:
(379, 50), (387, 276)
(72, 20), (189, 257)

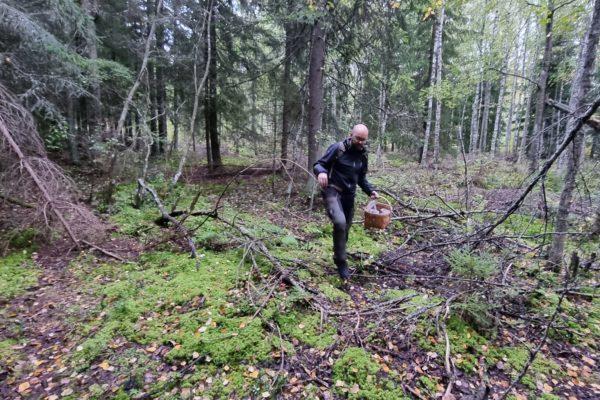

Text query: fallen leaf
(582, 356), (596, 366)
(99, 360), (111, 371)
(349, 384), (360, 394)
(17, 382), (30, 393)
(146, 345), (157, 353)
(61, 388), (74, 396)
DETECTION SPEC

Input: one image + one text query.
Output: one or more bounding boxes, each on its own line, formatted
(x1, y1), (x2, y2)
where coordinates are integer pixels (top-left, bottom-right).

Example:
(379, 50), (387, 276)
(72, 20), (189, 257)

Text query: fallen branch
(1, 118), (80, 247)
(80, 239), (127, 263)
(380, 187), (462, 221)
(137, 178), (199, 260)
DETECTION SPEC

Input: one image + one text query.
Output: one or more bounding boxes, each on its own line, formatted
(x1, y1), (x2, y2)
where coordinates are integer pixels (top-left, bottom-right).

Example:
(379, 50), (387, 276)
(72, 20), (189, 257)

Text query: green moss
(418, 375), (439, 396)
(168, 316), (273, 365)
(332, 347), (408, 399)
(0, 250), (38, 302)
(277, 312), (336, 349)
(302, 222), (325, 236)
(419, 316), (488, 373)
(333, 347), (380, 387)
(382, 289), (442, 314)
(318, 283), (351, 302)
(487, 346), (563, 389)
(0, 338), (22, 376)
(70, 250), (254, 367)
(540, 394), (561, 400)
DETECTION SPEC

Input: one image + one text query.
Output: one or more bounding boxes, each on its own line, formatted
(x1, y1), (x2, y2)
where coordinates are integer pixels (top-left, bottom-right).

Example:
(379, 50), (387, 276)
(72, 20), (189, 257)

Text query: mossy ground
(54, 177), (397, 398)
(3, 157), (599, 399)
(0, 250), (38, 302)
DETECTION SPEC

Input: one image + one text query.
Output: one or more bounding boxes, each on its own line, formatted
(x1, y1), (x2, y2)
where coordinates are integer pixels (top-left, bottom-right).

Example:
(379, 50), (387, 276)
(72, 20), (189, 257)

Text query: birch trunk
(505, 43), (520, 156)
(479, 80), (492, 153)
(432, 1), (446, 164)
(421, 4), (443, 165)
(469, 81), (481, 153)
(490, 77), (505, 155)
(548, 0), (600, 268)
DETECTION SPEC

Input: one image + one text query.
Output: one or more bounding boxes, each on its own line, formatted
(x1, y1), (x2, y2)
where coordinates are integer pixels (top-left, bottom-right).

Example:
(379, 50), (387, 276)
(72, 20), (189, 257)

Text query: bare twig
(137, 178), (199, 261)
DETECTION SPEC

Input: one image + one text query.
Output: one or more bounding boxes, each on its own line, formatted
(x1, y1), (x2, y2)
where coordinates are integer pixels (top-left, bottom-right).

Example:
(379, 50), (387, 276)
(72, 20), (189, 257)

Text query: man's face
(350, 129), (368, 150)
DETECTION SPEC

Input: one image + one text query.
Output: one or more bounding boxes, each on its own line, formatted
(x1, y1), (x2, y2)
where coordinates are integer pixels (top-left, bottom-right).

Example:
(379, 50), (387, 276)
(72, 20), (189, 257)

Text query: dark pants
(323, 186), (355, 268)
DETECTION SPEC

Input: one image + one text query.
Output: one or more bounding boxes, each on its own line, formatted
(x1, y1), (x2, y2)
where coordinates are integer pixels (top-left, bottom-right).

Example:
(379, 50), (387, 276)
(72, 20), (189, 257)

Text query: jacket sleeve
(358, 158), (374, 196)
(313, 143), (338, 176)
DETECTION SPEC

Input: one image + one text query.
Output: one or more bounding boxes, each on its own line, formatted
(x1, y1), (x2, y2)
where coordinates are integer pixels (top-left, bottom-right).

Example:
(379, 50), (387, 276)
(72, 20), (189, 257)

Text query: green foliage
(0, 250), (39, 302)
(6, 228), (39, 250)
(446, 248), (497, 280)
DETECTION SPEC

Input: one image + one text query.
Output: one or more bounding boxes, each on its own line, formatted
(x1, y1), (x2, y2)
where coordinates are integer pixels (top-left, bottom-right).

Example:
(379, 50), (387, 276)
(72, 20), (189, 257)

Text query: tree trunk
(548, 0), (600, 269)
(67, 98), (80, 165)
(307, 17), (326, 171)
(205, 0), (221, 169)
(149, 63), (159, 154)
(170, 88), (179, 153)
(490, 50), (509, 155)
(479, 80), (492, 153)
(504, 43), (521, 156)
(529, 2), (554, 171)
(469, 81), (482, 153)
(376, 77), (387, 167)
(155, 4), (167, 155)
(281, 7), (294, 164)
(81, 0), (101, 156)
(432, 1), (446, 164)
(421, 5), (443, 165)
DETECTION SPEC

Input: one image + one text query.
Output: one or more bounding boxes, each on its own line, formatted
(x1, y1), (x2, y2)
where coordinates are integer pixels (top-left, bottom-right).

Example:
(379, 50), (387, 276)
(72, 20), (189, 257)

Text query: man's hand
(370, 191), (379, 200)
(317, 173), (328, 189)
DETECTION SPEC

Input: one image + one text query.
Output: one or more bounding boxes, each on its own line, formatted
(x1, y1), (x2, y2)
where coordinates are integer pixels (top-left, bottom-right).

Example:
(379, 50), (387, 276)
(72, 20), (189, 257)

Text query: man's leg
(323, 187), (350, 279)
(340, 193), (355, 244)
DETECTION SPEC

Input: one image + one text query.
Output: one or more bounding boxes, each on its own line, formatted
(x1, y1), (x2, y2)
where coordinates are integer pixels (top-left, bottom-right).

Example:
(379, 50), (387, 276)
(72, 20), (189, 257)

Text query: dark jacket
(313, 138), (374, 195)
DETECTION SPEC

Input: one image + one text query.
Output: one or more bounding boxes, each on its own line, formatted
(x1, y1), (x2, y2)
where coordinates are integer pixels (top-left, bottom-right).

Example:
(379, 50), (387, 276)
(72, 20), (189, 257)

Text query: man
(313, 124), (378, 280)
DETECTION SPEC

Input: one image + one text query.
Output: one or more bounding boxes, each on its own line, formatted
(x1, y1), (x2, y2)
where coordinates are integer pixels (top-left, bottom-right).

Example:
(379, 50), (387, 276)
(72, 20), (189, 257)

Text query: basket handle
(377, 195), (393, 208)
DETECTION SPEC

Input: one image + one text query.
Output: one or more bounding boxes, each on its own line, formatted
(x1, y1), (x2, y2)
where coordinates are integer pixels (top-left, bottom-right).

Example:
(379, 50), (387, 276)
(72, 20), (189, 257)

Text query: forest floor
(1, 154), (599, 400)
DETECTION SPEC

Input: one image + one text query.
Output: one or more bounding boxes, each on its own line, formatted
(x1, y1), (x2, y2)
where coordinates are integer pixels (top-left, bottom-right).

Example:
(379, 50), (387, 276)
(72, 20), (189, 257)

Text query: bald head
(352, 124), (369, 136)
(350, 124), (369, 150)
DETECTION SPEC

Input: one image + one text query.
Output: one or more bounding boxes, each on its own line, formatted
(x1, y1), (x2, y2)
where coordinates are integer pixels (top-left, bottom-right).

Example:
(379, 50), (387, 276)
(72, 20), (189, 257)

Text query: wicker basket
(364, 198), (392, 229)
